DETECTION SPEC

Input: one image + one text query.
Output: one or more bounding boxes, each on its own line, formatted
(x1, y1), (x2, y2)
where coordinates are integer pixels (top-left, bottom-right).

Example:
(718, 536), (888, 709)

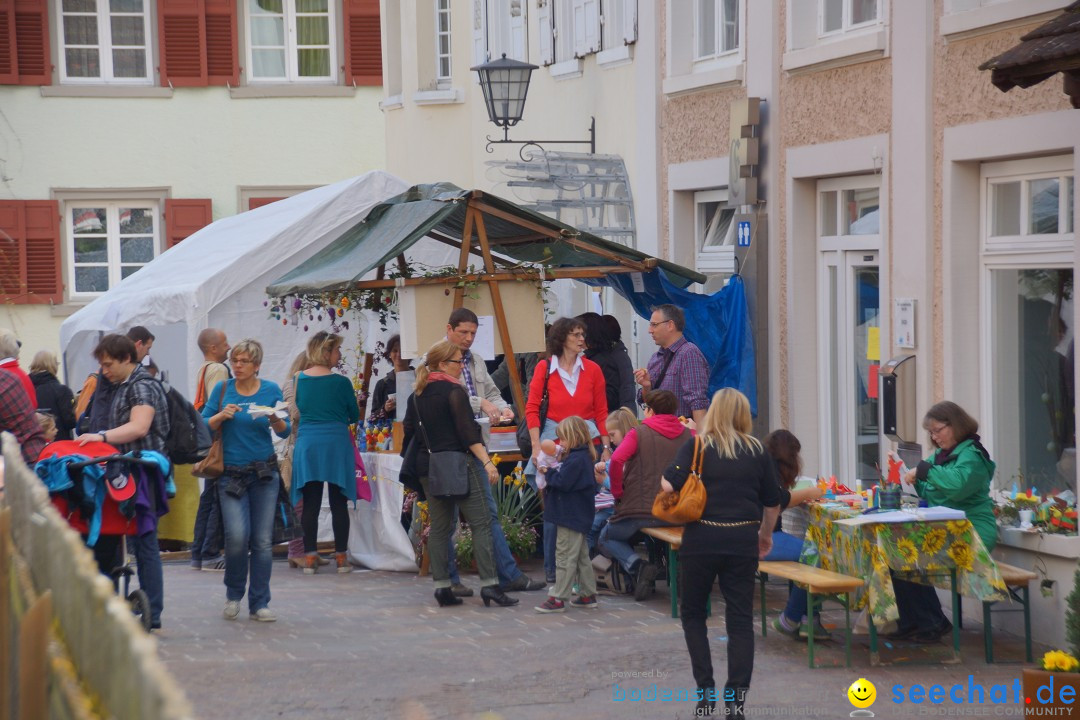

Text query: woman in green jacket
(890, 401), (996, 644)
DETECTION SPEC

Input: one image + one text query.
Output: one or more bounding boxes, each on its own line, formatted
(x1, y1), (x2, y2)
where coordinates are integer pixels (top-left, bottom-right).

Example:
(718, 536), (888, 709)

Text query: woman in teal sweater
(891, 401), (997, 644)
(291, 332), (361, 574)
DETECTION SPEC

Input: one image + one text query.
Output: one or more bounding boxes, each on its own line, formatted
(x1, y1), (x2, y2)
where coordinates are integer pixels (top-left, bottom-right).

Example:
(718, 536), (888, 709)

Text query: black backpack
(127, 376), (212, 465)
(160, 380), (213, 465)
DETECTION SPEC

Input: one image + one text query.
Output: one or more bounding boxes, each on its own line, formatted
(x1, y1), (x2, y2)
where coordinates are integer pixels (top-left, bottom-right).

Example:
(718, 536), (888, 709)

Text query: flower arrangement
(1040, 650), (1079, 673)
(455, 464), (541, 565)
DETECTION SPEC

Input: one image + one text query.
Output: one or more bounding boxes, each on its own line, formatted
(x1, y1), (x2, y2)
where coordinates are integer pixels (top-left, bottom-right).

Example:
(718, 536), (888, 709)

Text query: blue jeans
(765, 531), (815, 623)
(192, 477), (222, 560)
(599, 516), (667, 573)
(588, 506), (613, 551)
(133, 529), (164, 626)
(447, 458), (522, 586)
(218, 469), (278, 612)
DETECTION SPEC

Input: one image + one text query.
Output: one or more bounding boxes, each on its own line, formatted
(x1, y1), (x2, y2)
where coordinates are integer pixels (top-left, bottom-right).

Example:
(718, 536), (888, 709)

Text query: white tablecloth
(317, 452), (417, 572)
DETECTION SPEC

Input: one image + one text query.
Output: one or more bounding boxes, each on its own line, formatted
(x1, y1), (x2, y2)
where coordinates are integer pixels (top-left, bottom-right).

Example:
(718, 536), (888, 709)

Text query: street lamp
(471, 53), (596, 157)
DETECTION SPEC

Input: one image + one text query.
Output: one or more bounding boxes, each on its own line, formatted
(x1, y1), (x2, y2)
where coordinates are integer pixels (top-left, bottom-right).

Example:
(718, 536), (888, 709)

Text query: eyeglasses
(928, 424), (949, 437)
(648, 319), (673, 329)
(232, 357), (254, 366)
(445, 359), (463, 364)
(568, 331), (586, 338)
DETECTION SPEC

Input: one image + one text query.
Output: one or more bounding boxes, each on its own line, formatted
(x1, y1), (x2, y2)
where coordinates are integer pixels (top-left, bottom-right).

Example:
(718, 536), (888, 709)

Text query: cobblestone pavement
(154, 558), (1040, 720)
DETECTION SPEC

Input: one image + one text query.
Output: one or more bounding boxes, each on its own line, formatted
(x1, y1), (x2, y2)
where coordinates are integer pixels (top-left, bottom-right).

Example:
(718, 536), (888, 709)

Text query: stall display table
(801, 503), (1008, 663)
(316, 452), (416, 572)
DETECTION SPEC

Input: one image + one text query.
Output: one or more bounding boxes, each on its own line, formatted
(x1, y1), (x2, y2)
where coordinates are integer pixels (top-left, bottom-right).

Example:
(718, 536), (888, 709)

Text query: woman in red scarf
(401, 340), (518, 609)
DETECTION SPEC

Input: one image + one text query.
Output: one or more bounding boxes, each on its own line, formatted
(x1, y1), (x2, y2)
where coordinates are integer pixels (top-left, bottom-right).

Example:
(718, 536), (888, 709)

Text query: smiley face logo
(847, 678), (877, 709)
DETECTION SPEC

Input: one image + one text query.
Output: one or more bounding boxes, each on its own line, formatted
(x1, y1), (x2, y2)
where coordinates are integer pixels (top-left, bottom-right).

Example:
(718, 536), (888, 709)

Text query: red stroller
(37, 440), (164, 631)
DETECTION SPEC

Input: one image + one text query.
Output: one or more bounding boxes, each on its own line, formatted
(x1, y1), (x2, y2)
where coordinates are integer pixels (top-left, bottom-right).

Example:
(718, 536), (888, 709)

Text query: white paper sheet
(833, 507), (967, 526)
(473, 315), (496, 361)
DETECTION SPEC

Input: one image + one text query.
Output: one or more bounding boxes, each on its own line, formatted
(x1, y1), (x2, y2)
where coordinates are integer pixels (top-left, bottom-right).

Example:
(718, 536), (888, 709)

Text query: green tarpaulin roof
(266, 183), (706, 296)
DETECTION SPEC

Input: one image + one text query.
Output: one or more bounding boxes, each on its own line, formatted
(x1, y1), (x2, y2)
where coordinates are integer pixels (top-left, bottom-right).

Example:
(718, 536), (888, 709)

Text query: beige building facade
(661, 0), (1077, 644)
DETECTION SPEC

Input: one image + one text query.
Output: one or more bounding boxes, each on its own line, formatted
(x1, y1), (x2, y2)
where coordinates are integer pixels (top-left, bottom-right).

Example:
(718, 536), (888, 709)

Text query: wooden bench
(640, 526), (686, 619)
(977, 561), (1037, 664)
(756, 560), (864, 668)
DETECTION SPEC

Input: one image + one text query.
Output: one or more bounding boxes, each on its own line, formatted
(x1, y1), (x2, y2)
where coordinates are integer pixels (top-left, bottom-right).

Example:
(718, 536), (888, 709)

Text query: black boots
(434, 587), (463, 607)
(480, 585), (520, 607)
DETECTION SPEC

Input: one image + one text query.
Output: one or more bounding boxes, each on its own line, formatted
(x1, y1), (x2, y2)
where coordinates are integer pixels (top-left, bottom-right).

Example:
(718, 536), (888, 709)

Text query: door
(820, 250), (880, 482)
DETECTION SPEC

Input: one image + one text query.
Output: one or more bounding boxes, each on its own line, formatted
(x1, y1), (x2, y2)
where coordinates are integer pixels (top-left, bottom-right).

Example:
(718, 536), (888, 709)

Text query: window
(982, 156), (1076, 496)
(474, 0), (528, 64)
(67, 202), (159, 297)
(819, 0), (878, 36)
(695, 0), (739, 62)
(820, 185), (880, 236)
(694, 189), (736, 274)
(246, 0), (337, 83)
(988, 172), (1075, 241)
(58, 0), (153, 84)
(436, 0), (452, 85)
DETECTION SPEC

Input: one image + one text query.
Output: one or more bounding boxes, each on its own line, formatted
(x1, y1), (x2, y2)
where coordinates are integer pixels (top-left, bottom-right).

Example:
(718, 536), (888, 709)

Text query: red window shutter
(343, 0), (382, 86)
(158, 0), (207, 87)
(13, 0), (49, 85)
(247, 197), (285, 211)
(204, 0), (237, 86)
(0, 200), (61, 304)
(165, 198), (212, 247)
(0, 0), (16, 84)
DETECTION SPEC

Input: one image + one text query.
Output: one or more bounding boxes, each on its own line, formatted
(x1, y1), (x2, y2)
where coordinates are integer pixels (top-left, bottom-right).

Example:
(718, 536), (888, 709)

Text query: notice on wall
(866, 327), (881, 361)
(894, 298), (916, 349)
(473, 315), (496, 361)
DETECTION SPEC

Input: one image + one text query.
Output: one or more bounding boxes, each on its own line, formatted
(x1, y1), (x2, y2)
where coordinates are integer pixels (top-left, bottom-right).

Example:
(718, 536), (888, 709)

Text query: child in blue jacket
(535, 416), (600, 612)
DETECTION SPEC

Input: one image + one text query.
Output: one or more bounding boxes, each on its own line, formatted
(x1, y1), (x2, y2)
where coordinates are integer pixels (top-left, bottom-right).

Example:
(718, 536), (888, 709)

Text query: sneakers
(570, 594), (599, 609)
(633, 561), (658, 601)
(772, 615), (801, 640)
(335, 552), (352, 574)
(500, 575), (547, 592)
(250, 608), (277, 622)
(202, 557), (226, 572)
(535, 597), (567, 613)
(223, 600), (240, 620)
(190, 558), (202, 571)
(450, 583), (475, 597)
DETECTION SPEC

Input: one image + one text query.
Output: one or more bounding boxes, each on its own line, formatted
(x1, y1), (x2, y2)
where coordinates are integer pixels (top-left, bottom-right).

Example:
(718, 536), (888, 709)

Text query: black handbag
(417, 402), (470, 501)
(515, 365), (550, 458)
(271, 478), (301, 544)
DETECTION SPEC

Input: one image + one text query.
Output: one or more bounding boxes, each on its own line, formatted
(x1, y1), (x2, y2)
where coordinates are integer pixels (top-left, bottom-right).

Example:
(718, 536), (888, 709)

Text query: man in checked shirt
(633, 304), (709, 426)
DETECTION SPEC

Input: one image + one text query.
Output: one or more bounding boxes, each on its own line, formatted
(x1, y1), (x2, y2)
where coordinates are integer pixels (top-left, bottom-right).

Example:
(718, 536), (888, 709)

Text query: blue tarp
(586, 271), (758, 416)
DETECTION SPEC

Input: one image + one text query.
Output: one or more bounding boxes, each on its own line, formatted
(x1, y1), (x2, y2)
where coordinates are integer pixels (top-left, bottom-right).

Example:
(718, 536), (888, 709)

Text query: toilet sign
(737, 221), (751, 247)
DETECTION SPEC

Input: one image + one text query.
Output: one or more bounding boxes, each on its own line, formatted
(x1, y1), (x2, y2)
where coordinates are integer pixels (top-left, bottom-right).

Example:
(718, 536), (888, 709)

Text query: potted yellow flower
(1021, 566), (1080, 710)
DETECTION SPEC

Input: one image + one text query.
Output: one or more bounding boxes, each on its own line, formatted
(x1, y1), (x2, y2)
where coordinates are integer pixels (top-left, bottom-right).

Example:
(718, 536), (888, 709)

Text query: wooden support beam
(428, 230), (518, 268)
(454, 206), (476, 308)
(18, 590), (51, 720)
(396, 254), (409, 275)
(471, 200), (649, 271)
(360, 352), (374, 413)
(472, 203), (527, 420)
(299, 265), (641, 293)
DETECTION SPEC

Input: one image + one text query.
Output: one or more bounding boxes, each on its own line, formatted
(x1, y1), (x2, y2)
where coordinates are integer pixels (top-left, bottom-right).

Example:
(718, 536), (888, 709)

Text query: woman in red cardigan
(525, 316), (609, 582)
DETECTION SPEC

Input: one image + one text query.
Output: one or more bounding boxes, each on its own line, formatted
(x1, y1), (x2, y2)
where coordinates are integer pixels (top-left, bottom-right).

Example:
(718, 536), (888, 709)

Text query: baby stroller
(36, 440), (170, 632)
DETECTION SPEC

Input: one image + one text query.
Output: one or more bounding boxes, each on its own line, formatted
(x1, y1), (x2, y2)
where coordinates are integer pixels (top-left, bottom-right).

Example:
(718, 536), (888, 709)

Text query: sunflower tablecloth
(799, 503), (1008, 624)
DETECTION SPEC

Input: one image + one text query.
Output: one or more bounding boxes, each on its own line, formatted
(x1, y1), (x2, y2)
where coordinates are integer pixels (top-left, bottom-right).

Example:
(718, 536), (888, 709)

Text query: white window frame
(694, 189), (737, 273)
(979, 156), (1076, 496)
(63, 199), (162, 301)
(818, 0), (880, 38)
(56, 0), (154, 85)
(435, 0), (453, 86)
(693, 0), (740, 66)
(983, 159), (1075, 255)
(244, 0), (338, 84)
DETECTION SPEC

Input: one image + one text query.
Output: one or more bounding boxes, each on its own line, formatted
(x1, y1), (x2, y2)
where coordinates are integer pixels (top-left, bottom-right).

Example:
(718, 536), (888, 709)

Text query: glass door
(820, 250), (881, 482)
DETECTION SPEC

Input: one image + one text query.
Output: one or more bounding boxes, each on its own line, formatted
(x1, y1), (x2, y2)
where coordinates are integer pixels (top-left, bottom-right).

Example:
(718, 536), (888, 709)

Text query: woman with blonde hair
(280, 351), (327, 569)
(401, 340), (517, 608)
(660, 388), (781, 717)
(29, 349), (76, 440)
(290, 331), (360, 574)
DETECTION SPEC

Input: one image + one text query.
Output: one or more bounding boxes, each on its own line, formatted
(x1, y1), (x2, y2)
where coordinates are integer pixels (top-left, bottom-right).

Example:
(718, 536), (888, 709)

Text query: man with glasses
(190, 328), (232, 571)
(633, 304), (709, 425)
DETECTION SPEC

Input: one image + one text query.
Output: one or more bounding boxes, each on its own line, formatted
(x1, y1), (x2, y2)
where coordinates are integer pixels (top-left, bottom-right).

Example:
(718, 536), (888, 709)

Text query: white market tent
(59, 171), (414, 396)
